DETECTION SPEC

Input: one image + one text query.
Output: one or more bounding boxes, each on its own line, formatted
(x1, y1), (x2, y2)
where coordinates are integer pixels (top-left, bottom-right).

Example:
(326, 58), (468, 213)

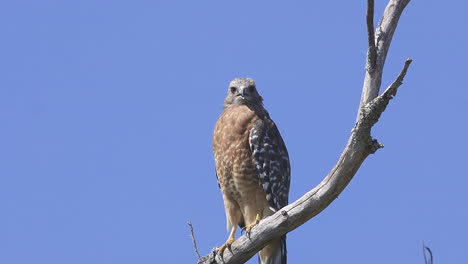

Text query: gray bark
(357, 0), (412, 121)
(198, 0), (412, 263)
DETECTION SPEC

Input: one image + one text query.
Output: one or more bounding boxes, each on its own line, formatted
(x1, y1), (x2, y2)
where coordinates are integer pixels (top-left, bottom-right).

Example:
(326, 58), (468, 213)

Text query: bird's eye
(230, 87), (237, 93)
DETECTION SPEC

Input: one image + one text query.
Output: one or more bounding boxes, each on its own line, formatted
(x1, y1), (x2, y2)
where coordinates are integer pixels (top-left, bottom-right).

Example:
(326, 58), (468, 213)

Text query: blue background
(1, 0), (467, 263)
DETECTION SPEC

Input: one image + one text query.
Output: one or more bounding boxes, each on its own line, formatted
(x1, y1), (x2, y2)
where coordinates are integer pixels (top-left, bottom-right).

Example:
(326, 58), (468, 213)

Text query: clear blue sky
(1, 1), (467, 263)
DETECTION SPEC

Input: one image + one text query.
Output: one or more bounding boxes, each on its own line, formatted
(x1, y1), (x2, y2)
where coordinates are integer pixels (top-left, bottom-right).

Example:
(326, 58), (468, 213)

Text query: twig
(384, 58), (412, 96)
(187, 221), (202, 261)
(371, 58), (412, 110)
(423, 243), (433, 264)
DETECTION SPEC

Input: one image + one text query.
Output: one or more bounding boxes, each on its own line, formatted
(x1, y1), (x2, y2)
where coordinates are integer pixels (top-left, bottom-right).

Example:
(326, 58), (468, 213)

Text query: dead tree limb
(197, 0), (412, 263)
(358, 0), (412, 121)
(188, 221), (202, 261)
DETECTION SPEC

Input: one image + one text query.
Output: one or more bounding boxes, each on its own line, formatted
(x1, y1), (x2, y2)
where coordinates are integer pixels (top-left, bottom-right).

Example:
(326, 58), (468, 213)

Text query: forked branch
(358, 0), (411, 121)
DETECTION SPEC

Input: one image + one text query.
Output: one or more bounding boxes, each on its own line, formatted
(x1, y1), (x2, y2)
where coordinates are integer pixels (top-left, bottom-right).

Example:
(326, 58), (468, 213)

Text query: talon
(244, 219), (259, 234)
(245, 213), (261, 234)
(218, 237), (234, 256)
(218, 225), (237, 257)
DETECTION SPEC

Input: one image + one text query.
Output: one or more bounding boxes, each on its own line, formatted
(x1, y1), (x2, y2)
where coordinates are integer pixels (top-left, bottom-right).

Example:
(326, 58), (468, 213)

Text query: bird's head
(224, 78), (263, 108)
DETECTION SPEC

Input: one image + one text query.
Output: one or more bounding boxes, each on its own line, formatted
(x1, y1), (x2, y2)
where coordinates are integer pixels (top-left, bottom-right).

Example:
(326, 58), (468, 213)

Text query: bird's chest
(213, 107), (261, 189)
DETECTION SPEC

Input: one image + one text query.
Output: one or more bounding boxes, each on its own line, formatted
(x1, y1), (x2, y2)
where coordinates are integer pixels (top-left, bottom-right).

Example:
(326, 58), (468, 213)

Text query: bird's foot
(218, 237), (235, 257)
(243, 218), (260, 235)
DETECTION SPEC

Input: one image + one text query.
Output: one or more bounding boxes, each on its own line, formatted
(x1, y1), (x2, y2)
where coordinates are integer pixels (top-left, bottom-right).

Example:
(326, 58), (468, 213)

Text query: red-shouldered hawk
(213, 78), (290, 264)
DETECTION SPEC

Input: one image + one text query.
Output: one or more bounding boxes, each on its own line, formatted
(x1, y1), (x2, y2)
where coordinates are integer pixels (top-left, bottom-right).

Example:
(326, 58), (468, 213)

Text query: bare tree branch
(378, 58), (412, 101)
(358, 0), (411, 121)
(188, 221), (202, 261)
(366, 0), (377, 70)
(197, 0), (412, 263)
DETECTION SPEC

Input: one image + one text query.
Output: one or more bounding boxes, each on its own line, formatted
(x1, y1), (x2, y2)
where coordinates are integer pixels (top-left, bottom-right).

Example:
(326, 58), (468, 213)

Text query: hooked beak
(238, 86), (248, 98)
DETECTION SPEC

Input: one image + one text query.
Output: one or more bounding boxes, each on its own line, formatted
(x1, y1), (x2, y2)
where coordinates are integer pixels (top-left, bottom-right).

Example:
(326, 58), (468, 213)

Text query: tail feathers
(258, 235), (287, 264)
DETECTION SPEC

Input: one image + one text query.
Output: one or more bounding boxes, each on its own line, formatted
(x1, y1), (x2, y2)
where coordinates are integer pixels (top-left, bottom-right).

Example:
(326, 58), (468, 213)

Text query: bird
(213, 78), (290, 264)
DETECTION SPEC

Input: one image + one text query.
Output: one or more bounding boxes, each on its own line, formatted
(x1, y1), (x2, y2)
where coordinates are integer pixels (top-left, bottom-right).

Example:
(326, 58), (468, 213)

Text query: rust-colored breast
(213, 105), (261, 205)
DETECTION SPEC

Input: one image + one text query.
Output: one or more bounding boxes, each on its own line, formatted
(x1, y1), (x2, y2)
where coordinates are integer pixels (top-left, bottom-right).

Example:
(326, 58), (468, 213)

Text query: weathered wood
(358, 0), (411, 121)
(197, 1), (412, 263)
